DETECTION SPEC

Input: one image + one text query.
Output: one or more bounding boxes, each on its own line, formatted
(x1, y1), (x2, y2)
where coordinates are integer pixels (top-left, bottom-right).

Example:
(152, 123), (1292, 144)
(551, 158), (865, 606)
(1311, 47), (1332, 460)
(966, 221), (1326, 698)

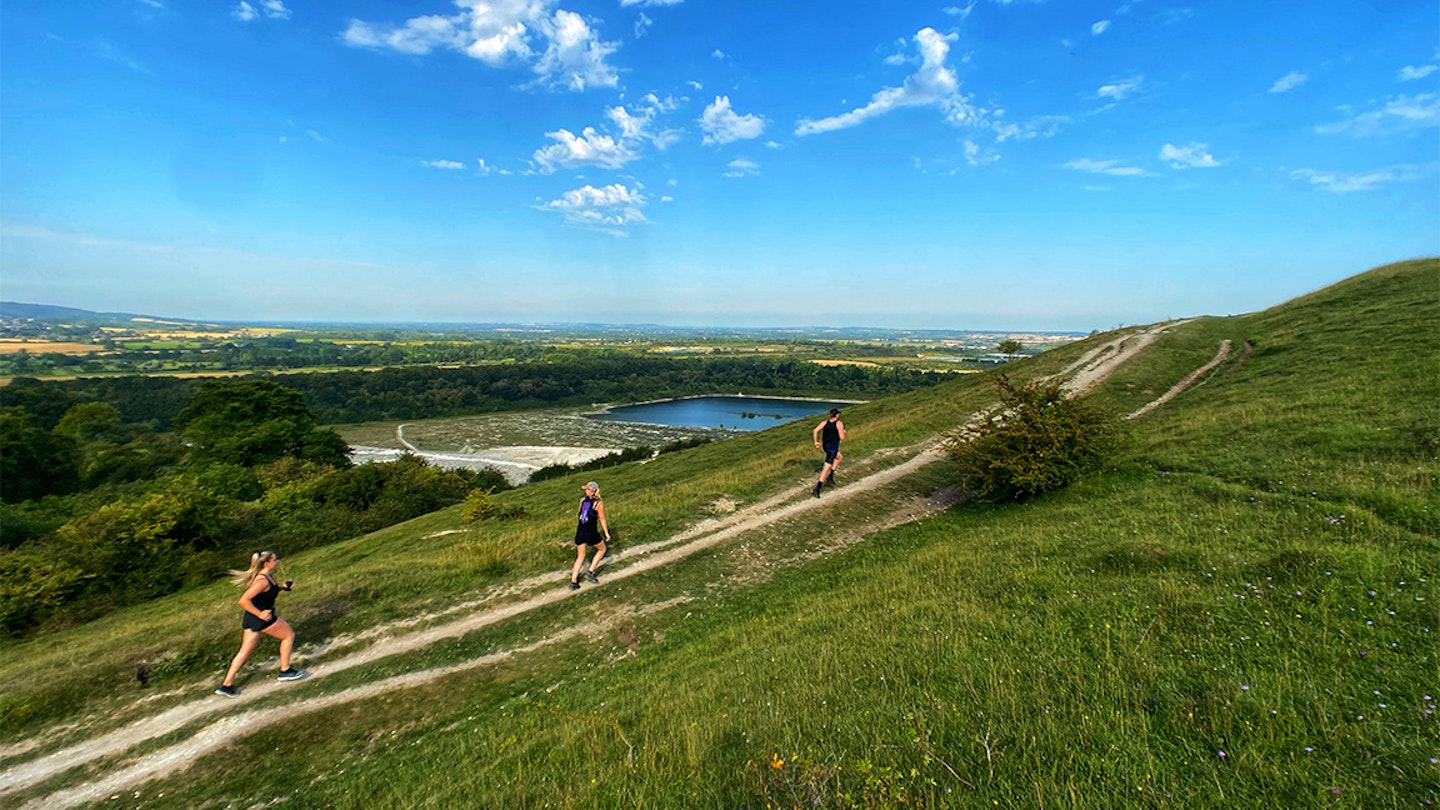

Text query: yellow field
(808, 358), (881, 367)
(0, 339), (103, 356)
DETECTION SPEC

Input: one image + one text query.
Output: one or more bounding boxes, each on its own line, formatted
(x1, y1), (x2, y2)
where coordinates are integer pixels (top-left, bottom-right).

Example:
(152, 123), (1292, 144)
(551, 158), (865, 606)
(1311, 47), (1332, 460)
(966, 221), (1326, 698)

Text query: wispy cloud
(1269, 71), (1307, 93)
(1398, 64), (1438, 82)
(723, 158), (760, 177)
(1091, 20), (1111, 35)
(796, 28), (977, 136)
(422, 159), (466, 169)
(700, 97), (767, 145)
(634, 12), (652, 38)
(343, 1), (619, 92)
(233, 0), (289, 22)
(1315, 93), (1440, 137)
(540, 183), (648, 234)
(993, 114), (1068, 142)
(476, 158), (499, 175)
(1065, 158), (1144, 176)
(1159, 142), (1219, 168)
(620, 0), (682, 6)
(306, 129), (330, 143)
(1097, 76), (1143, 102)
(1290, 163), (1435, 192)
(963, 140), (1000, 165)
(944, 3), (976, 19)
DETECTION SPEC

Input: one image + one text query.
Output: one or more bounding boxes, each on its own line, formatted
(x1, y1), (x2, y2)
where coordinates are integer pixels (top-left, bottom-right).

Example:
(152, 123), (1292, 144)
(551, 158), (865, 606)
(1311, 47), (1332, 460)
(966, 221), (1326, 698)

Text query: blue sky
(1, 0), (1436, 330)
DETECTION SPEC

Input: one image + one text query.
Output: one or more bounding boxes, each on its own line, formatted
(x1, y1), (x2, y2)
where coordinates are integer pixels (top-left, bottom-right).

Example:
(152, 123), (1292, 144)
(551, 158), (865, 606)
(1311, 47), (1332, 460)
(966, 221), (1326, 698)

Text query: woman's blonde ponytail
(229, 551), (275, 587)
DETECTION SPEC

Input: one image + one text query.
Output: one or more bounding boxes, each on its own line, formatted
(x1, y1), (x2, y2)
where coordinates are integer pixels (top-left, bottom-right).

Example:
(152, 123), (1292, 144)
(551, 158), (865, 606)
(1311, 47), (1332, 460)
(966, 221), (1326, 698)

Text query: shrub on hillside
(944, 375), (1118, 501)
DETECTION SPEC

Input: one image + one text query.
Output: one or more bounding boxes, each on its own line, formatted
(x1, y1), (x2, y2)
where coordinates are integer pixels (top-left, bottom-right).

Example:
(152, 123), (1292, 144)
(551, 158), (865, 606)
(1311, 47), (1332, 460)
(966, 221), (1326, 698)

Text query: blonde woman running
(569, 481), (610, 590)
(215, 550), (305, 697)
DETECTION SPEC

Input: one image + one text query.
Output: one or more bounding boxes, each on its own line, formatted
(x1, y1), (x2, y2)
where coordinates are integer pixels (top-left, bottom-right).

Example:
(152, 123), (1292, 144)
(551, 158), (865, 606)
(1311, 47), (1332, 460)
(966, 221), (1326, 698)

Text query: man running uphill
(812, 408), (845, 498)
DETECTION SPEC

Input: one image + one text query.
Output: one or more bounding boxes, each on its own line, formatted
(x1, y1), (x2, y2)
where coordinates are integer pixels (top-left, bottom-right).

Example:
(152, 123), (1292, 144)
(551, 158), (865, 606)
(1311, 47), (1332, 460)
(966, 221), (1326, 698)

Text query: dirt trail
(1128, 340), (1230, 419)
(1, 323), (1180, 809)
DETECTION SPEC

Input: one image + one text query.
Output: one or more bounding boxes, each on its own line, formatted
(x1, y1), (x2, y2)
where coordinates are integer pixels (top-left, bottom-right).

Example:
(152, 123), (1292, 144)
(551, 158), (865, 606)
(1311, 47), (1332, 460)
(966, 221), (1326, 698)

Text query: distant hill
(0, 302), (144, 323)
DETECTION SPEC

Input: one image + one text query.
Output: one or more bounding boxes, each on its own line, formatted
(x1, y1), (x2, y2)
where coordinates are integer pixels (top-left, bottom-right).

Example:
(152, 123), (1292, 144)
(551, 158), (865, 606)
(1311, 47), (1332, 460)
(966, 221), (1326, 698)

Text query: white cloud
(306, 129), (330, 143)
(764, 140), (781, 149)
(620, 0), (683, 6)
(1399, 64), (1438, 82)
(963, 140), (999, 165)
(610, 101), (682, 148)
(796, 28), (977, 136)
(634, 12), (652, 38)
(233, 0), (289, 21)
(531, 97), (677, 172)
(1269, 71), (1307, 93)
(1290, 163), (1435, 192)
(532, 127), (637, 172)
(944, 4), (976, 19)
(993, 113), (1068, 142)
(723, 158), (760, 177)
(422, 159), (466, 169)
(343, 1), (619, 92)
(1065, 158), (1144, 176)
(660, 195), (674, 202)
(1097, 76), (1143, 101)
(686, 80), (703, 90)
(541, 183), (648, 234)
(1316, 93), (1440, 137)
(534, 10), (620, 91)
(1159, 142), (1219, 169)
(1091, 20), (1111, 35)
(712, 49), (726, 59)
(138, 0), (164, 7)
(476, 158), (496, 175)
(699, 96), (767, 145)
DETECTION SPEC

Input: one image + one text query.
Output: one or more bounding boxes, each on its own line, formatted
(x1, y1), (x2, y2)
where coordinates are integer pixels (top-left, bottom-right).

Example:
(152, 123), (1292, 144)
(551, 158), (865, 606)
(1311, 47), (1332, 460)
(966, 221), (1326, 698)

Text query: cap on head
(585, 481), (599, 493)
(829, 408), (841, 417)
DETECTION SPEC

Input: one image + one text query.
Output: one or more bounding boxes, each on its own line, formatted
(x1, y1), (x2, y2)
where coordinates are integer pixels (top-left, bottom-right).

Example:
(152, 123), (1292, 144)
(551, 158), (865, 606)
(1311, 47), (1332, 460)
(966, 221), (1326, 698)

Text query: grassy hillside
(2, 260), (1436, 808)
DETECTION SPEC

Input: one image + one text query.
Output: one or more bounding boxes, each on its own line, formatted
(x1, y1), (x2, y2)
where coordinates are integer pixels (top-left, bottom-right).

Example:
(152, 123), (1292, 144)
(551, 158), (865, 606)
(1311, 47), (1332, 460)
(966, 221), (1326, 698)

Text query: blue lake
(592, 396), (854, 431)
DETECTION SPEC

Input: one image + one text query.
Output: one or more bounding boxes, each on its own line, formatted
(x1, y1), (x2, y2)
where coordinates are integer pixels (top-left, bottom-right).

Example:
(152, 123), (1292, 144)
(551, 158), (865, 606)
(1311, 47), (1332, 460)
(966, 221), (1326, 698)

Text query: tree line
(0, 379), (508, 637)
(3, 354), (943, 428)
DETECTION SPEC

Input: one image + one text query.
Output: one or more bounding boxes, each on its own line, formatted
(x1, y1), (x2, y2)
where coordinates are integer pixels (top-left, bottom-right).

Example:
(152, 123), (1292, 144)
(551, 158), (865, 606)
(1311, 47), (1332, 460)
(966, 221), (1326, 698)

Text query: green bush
(461, 488), (494, 523)
(944, 375), (1118, 501)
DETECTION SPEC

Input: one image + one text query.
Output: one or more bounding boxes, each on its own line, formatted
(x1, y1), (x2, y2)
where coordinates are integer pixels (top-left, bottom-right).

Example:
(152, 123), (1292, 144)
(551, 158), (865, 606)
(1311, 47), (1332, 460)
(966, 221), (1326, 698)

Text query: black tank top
(251, 575), (281, 614)
(576, 496), (602, 542)
(822, 419), (841, 448)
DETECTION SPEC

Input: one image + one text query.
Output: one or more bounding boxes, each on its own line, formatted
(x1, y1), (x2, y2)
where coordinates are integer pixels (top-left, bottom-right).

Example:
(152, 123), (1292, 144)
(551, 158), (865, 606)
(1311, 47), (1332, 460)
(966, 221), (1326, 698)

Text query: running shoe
(215, 684), (239, 698)
(277, 668), (307, 682)
(826, 469), (836, 486)
(585, 570), (599, 584)
(568, 580), (581, 591)
(813, 482), (823, 498)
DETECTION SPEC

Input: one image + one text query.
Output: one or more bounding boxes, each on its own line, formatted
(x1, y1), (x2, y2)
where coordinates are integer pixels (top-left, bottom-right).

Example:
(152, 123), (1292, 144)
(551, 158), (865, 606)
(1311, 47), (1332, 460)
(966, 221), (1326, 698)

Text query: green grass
(2, 259), (1436, 808)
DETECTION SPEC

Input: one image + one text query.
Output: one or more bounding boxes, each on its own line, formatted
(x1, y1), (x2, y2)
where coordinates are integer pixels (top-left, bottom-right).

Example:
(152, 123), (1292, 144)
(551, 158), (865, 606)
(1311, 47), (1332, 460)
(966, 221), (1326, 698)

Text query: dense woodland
(0, 379), (509, 637)
(0, 355), (941, 637)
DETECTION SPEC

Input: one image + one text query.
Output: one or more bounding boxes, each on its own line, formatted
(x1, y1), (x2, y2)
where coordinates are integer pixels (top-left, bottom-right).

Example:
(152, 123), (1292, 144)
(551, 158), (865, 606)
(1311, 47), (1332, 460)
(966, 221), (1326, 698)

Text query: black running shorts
(243, 612), (278, 632)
